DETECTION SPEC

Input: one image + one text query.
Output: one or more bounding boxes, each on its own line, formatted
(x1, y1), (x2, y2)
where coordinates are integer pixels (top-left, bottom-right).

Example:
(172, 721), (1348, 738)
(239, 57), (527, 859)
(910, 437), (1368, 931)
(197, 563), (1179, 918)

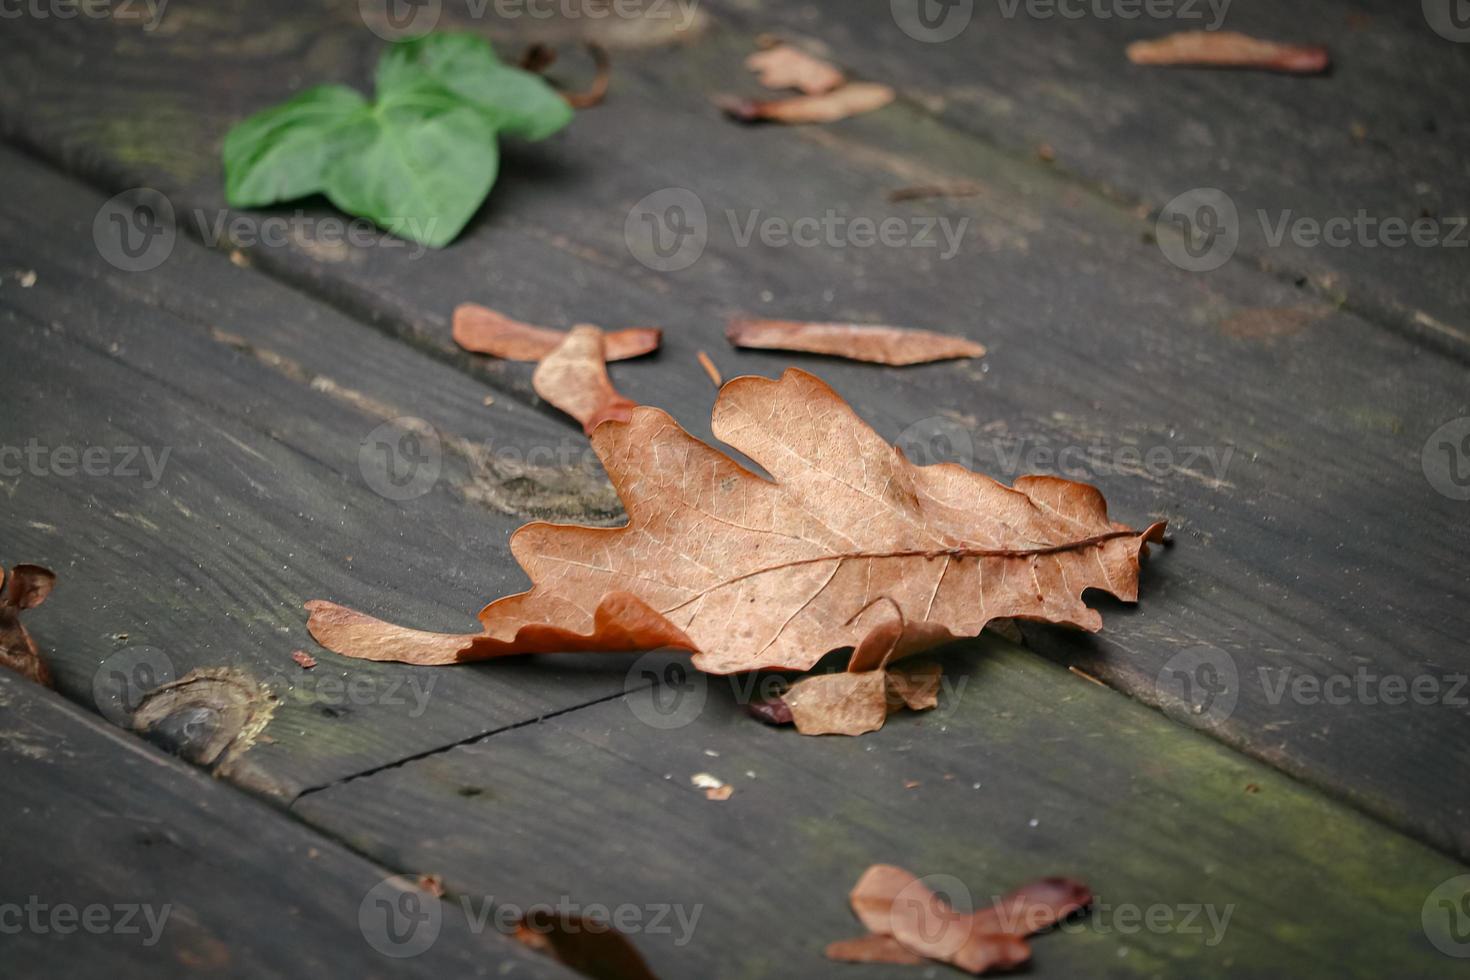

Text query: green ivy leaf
(220, 33), (572, 248)
(223, 85), (369, 207)
(376, 33), (573, 142)
(325, 83), (500, 249)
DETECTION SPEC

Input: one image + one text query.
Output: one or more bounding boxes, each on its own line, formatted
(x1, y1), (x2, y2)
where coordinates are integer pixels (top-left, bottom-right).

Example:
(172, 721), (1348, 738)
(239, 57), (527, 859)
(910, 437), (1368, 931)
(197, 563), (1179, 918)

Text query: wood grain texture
(294, 640), (1469, 979)
(0, 147), (639, 801)
(705, 0), (1470, 350)
(0, 671), (579, 979)
(0, 1), (1465, 863)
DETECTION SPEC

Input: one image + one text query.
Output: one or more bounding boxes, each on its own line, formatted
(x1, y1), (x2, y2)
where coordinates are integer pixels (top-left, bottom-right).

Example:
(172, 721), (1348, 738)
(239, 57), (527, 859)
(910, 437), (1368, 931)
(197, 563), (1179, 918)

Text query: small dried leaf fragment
(0, 563), (56, 687)
(831, 865), (1092, 974)
(309, 369), (1165, 680)
(779, 661), (943, 736)
(824, 934), (925, 965)
(1127, 31), (1329, 74)
(291, 650), (317, 670)
(717, 82), (895, 125)
(696, 350), (722, 387)
(453, 304), (661, 362)
(728, 317), (985, 365)
(513, 913), (661, 980)
(746, 43), (846, 95)
(533, 325), (638, 435)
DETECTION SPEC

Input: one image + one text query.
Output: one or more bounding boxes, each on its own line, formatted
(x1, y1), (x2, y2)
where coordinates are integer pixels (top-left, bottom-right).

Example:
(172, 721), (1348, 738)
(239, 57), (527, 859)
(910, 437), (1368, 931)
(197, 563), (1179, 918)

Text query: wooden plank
(1, 3), (1467, 862)
(0, 146), (638, 801)
(0, 670), (579, 979)
(293, 639), (1470, 979)
(705, 0), (1470, 349)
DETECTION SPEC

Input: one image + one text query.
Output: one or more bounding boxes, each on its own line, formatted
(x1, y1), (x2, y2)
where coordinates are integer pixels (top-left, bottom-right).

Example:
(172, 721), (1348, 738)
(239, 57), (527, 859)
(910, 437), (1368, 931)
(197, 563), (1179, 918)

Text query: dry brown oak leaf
(307, 369), (1165, 674)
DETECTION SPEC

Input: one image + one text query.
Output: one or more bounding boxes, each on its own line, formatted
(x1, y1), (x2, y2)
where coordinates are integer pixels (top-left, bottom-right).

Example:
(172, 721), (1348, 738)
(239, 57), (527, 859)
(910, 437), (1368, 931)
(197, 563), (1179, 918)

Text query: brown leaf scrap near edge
(520, 42), (613, 108)
(829, 864), (1092, 974)
(728, 317), (986, 366)
(453, 304), (661, 362)
(746, 42), (846, 95)
(717, 82), (895, 124)
(307, 368), (1165, 690)
(1127, 31), (1330, 74)
(0, 563), (57, 687)
(514, 913), (661, 980)
(532, 325), (638, 435)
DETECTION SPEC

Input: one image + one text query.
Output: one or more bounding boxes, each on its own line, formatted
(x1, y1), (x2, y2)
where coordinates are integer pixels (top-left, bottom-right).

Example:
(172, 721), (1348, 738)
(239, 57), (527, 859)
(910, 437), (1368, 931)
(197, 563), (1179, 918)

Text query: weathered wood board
(0, 670), (580, 979)
(294, 639), (1470, 979)
(0, 146), (644, 801)
(0, 1), (1464, 861)
(706, 0), (1470, 349)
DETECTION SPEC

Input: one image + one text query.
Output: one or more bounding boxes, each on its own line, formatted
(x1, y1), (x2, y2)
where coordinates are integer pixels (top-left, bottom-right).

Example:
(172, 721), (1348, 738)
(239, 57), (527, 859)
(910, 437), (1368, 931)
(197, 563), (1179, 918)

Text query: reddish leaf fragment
(415, 873), (445, 898)
(453, 304), (661, 362)
(696, 350), (722, 388)
(825, 934), (926, 965)
(513, 913), (661, 980)
(308, 369), (1165, 686)
(833, 864), (1092, 974)
(563, 42), (612, 109)
(781, 661), (943, 736)
(727, 317), (985, 365)
(746, 43), (846, 95)
(0, 563), (56, 687)
(1126, 31), (1330, 74)
(717, 82), (895, 125)
(746, 695), (794, 726)
(533, 325), (639, 435)
(291, 650), (317, 670)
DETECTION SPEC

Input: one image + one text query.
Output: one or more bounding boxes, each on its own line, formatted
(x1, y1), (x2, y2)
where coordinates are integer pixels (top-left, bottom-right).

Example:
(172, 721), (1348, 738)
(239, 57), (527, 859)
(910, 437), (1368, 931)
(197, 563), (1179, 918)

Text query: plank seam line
(289, 682), (655, 804)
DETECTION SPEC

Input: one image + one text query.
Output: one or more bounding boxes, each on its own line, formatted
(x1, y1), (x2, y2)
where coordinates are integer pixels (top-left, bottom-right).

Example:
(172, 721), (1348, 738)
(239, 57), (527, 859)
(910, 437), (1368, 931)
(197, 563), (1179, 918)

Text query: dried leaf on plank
(1126, 31), (1329, 74)
(308, 369), (1165, 683)
(829, 864), (1092, 974)
(746, 43), (846, 95)
(728, 317), (985, 365)
(532, 325), (638, 435)
(454, 303), (661, 362)
(0, 563), (56, 687)
(717, 82), (895, 124)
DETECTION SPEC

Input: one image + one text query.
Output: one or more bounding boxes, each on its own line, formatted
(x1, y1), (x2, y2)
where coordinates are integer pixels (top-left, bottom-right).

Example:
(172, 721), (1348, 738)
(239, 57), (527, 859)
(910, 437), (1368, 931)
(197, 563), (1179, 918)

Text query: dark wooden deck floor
(1, 1), (1467, 977)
